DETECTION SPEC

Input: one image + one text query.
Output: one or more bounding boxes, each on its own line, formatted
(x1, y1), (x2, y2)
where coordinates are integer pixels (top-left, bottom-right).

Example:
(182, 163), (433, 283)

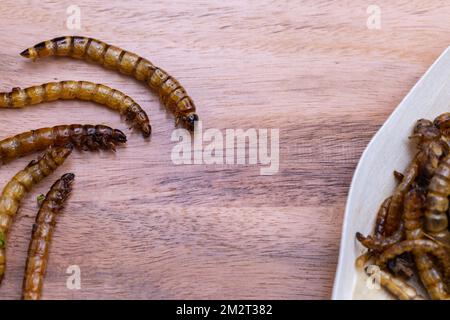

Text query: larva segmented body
(384, 154), (420, 236)
(22, 173), (74, 300)
(425, 154), (450, 245)
(403, 188), (449, 300)
(374, 196), (392, 238)
(0, 124), (126, 164)
(356, 223), (404, 252)
(365, 267), (424, 300)
(376, 239), (450, 279)
(21, 36), (199, 131)
(0, 81), (151, 137)
(0, 145), (73, 283)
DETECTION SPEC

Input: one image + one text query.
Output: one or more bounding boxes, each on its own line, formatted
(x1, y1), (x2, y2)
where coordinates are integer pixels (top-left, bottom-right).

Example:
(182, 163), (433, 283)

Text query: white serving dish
(332, 46), (450, 299)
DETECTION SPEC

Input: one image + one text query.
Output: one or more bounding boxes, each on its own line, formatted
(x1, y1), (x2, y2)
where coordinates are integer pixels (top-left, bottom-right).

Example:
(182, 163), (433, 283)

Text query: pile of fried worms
(356, 113), (450, 300)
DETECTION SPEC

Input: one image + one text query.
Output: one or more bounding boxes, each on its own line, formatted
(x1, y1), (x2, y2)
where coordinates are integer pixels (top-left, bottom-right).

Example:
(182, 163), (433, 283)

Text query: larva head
(141, 124), (152, 138)
(411, 119), (440, 142)
(60, 173), (75, 186)
(434, 112), (450, 131)
(180, 112), (199, 131)
(48, 144), (74, 165)
(112, 129), (127, 144)
(20, 47), (38, 60)
(91, 126), (127, 151)
(57, 173), (75, 201)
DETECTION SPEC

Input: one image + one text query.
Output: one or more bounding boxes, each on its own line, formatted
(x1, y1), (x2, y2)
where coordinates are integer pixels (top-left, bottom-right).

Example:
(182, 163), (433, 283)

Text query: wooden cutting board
(0, 0), (449, 299)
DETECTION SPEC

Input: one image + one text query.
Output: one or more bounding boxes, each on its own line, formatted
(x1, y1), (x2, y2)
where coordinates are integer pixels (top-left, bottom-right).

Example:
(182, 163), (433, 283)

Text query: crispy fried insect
(403, 188), (449, 299)
(22, 173), (74, 300)
(384, 154), (420, 236)
(0, 81), (151, 137)
(424, 154), (450, 245)
(0, 124), (126, 164)
(415, 254), (449, 299)
(403, 188), (426, 240)
(434, 112), (450, 135)
(356, 222), (404, 252)
(374, 196), (392, 238)
(0, 145), (73, 283)
(365, 267), (424, 300)
(21, 36), (199, 131)
(376, 240), (450, 279)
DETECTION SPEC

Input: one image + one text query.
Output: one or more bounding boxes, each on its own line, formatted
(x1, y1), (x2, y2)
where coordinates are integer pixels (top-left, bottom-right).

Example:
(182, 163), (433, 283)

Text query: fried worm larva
(356, 223), (404, 252)
(365, 267), (424, 300)
(403, 188), (426, 241)
(415, 254), (449, 300)
(403, 188), (449, 300)
(21, 36), (199, 131)
(374, 196), (392, 238)
(424, 153), (450, 245)
(0, 124), (126, 164)
(376, 240), (450, 279)
(22, 173), (74, 300)
(355, 198), (393, 253)
(0, 145), (73, 283)
(384, 154), (420, 236)
(0, 81), (151, 137)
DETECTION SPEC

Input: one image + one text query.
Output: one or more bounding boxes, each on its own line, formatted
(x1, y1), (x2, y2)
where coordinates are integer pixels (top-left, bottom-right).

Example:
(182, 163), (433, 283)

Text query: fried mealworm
(365, 267), (424, 300)
(376, 240), (450, 279)
(403, 188), (449, 300)
(374, 196), (392, 238)
(21, 36), (199, 131)
(0, 124), (126, 164)
(0, 81), (151, 137)
(356, 223), (404, 252)
(0, 145), (73, 283)
(384, 119), (447, 237)
(384, 154), (420, 236)
(425, 154), (450, 246)
(22, 173), (74, 300)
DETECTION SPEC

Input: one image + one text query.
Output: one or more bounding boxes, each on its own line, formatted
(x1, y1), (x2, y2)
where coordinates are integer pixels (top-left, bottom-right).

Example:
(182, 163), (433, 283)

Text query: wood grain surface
(0, 0), (449, 300)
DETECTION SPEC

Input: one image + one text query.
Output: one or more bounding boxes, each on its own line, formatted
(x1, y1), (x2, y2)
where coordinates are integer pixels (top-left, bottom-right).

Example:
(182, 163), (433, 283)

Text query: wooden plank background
(0, 0), (450, 299)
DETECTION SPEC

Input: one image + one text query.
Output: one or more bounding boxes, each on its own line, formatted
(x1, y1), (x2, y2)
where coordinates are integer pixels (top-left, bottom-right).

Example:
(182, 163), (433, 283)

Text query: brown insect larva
(0, 145), (73, 283)
(356, 223), (404, 252)
(374, 196), (392, 238)
(376, 239), (450, 279)
(424, 154), (450, 245)
(0, 81), (151, 137)
(415, 254), (449, 300)
(22, 173), (74, 300)
(403, 188), (425, 241)
(365, 267), (424, 300)
(0, 124), (126, 164)
(21, 36), (199, 131)
(384, 154), (420, 236)
(403, 188), (449, 300)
